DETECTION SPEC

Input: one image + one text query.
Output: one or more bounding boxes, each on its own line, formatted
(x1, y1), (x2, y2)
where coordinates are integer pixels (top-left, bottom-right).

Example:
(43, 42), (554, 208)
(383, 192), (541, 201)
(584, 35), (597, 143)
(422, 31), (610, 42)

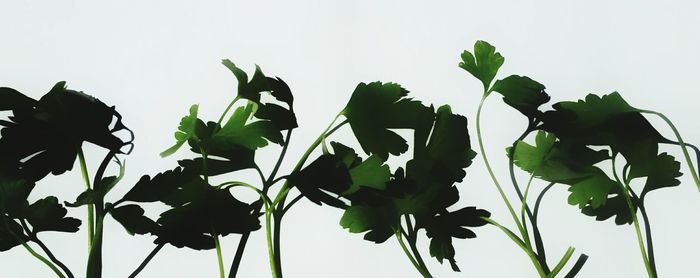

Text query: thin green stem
(77, 148), (95, 250)
(563, 254), (589, 278)
(216, 96), (241, 127)
(611, 155), (653, 278)
(395, 229), (431, 278)
(548, 247), (575, 278)
(482, 217), (547, 278)
(476, 94), (528, 242)
(213, 233), (225, 278)
(519, 171), (537, 248)
(20, 220), (74, 278)
(2, 216), (65, 278)
(533, 183), (556, 220)
(269, 115), (348, 278)
(403, 216), (431, 276)
(86, 150), (115, 278)
(229, 130), (292, 278)
(640, 109), (700, 193)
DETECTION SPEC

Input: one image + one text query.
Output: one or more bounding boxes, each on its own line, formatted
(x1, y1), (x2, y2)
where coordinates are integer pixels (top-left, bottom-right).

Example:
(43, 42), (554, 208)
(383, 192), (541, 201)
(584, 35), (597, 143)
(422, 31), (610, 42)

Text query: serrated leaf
(459, 40), (505, 90)
(339, 204), (398, 243)
(161, 104), (199, 157)
(422, 207), (490, 271)
(110, 204), (157, 235)
(0, 82), (131, 181)
(343, 82), (434, 160)
(567, 174), (617, 209)
(492, 75), (550, 119)
(211, 104), (282, 150)
(288, 154), (352, 208)
(25, 197), (80, 233)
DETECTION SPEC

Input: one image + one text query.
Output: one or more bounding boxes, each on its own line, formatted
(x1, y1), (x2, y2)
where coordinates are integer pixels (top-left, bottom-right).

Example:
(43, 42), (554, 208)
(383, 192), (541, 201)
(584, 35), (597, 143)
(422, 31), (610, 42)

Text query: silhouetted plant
(460, 40), (700, 278)
(1, 42), (698, 278)
(0, 82), (133, 278)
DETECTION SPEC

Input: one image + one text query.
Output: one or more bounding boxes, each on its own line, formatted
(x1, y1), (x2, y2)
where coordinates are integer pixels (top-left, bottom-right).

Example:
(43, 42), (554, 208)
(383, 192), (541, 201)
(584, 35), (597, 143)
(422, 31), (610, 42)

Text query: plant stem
(509, 128), (551, 273)
(2, 216), (66, 278)
(395, 229), (431, 278)
(631, 192), (658, 277)
(269, 116), (348, 277)
(611, 155), (654, 278)
(482, 217), (547, 278)
(86, 150), (115, 278)
(216, 96), (241, 127)
(228, 130), (292, 278)
(640, 109), (700, 193)
(128, 243), (165, 278)
(404, 216), (430, 275)
(213, 233), (225, 278)
(475, 94), (528, 241)
(533, 183), (556, 221)
(548, 247), (575, 277)
(77, 148), (95, 250)
(21, 220), (75, 278)
(563, 254), (589, 278)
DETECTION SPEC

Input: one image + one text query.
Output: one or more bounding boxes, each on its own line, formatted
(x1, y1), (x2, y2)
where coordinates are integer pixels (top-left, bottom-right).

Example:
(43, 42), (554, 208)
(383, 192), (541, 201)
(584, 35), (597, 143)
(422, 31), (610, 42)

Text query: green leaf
(0, 216), (27, 251)
(581, 189), (634, 225)
(510, 131), (556, 173)
(0, 176), (33, 217)
(161, 104), (199, 157)
(339, 204), (398, 243)
(0, 82), (131, 181)
(0, 87), (37, 111)
(222, 60), (297, 130)
(492, 75), (550, 119)
(567, 174), (617, 209)
(629, 152), (682, 198)
(25, 197), (81, 233)
(288, 154), (352, 208)
(345, 155), (391, 195)
(343, 82), (434, 160)
(118, 167), (260, 250)
(64, 189), (96, 208)
(422, 207), (490, 271)
(110, 204), (157, 235)
(459, 40), (505, 90)
(211, 104), (283, 150)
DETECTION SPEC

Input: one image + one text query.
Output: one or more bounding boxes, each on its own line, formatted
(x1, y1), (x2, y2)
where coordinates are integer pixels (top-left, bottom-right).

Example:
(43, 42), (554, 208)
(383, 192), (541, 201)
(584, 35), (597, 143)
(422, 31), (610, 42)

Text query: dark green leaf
(0, 82), (130, 181)
(25, 197), (80, 233)
(289, 154), (352, 208)
(211, 104), (282, 150)
(0, 216), (27, 251)
(110, 204), (157, 235)
(0, 87), (37, 112)
(339, 204), (398, 243)
(343, 82), (434, 160)
(492, 75), (550, 119)
(422, 207), (490, 271)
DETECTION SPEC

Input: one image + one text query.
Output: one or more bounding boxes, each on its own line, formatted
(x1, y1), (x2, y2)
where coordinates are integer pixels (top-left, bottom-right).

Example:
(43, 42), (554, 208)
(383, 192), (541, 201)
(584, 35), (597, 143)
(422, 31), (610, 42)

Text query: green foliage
(459, 40), (505, 91)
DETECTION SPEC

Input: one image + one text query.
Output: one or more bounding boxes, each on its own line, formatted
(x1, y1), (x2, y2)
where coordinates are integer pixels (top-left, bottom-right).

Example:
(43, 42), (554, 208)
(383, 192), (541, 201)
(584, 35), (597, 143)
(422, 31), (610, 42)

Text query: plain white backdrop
(1, 1), (699, 277)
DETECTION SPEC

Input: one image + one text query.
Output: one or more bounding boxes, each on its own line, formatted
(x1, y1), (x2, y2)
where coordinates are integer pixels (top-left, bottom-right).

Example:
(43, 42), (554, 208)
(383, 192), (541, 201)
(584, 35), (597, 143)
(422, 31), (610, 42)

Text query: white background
(1, 1), (699, 277)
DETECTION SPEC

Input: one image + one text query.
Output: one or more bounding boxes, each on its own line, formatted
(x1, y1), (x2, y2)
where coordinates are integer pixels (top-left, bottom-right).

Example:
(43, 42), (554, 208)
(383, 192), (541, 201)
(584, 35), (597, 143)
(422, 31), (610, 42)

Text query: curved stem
(612, 155), (653, 278)
(395, 229), (431, 278)
(404, 216), (430, 275)
(228, 130), (292, 278)
(663, 140), (700, 179)
(77, 148), (95, 250)
(270, 116), (348, 278)
(533, 183), (556, 221)
(631, 192), (658, 278)
(2, 216), (65, 278)
(640, 110), (700, 192)
(482, 217), (547, 278)
(519, 171), (537, 248)
(128, 243), (165, 278)
(476, 95), (527, 241)
(280, 194), (303, 216)
(216, 96), (241, 127)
